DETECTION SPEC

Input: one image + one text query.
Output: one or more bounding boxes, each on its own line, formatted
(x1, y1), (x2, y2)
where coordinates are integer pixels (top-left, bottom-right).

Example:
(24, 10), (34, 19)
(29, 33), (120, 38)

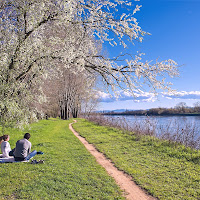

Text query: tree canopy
(0, 0), (179, 130)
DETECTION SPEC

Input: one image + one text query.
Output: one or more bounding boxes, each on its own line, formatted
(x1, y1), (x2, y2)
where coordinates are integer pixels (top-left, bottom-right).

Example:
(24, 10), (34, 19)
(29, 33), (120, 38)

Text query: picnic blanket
(0, 154), (29, 163)
(0, 150), (43, 163)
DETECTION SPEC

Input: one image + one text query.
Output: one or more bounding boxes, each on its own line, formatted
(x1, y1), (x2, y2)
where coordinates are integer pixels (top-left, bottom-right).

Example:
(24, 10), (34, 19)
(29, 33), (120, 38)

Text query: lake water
(105, 115), (200, 138)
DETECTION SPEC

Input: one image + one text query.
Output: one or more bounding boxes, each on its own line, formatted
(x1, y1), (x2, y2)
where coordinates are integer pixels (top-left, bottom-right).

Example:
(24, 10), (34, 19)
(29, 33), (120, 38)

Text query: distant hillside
(97, 109), (133, 113)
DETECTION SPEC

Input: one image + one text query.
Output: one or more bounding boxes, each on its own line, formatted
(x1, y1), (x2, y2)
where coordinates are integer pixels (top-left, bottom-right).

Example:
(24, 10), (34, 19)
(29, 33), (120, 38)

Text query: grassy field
(0, 119), (124, 200)
(73, 118), (200, 200)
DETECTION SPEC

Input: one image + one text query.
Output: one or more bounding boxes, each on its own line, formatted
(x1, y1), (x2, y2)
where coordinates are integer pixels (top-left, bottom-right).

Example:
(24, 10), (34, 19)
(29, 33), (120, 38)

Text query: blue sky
(98, 0), (200, 111)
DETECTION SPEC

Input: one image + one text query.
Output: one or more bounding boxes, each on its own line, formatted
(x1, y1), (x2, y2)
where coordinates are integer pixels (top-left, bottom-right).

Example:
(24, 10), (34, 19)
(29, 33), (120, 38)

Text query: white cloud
(97, 90), (156, 103)
(162, 91), (200, 100)
(97, 91), (110, 99)
(97, 90), (200, 103)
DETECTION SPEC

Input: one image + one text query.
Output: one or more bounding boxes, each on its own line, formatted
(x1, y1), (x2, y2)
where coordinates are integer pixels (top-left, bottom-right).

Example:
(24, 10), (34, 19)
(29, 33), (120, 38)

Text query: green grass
(73, 118), (200, 200)
(0, 119), (124, 200)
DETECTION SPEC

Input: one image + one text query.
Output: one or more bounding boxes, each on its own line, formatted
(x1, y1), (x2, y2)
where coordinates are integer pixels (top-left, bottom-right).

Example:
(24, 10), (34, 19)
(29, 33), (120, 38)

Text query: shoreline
(103, 113), (200, 116)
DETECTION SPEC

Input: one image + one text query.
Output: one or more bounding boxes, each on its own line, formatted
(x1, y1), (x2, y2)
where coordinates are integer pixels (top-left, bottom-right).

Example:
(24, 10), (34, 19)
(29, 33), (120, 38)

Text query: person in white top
(1, 135), (11, 158)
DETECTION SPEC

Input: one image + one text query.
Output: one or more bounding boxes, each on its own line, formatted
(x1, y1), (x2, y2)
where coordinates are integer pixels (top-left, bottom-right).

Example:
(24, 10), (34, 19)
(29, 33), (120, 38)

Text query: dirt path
(69, 121), (157, 200)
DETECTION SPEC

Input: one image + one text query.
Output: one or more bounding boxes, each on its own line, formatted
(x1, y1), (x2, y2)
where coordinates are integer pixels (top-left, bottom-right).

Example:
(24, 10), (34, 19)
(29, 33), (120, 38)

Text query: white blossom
(0, 0), (179, 129)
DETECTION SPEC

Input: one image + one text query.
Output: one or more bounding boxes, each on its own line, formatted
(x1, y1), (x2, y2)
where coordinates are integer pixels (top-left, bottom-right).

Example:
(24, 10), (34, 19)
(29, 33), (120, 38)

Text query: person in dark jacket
(14, 133), (43, 161)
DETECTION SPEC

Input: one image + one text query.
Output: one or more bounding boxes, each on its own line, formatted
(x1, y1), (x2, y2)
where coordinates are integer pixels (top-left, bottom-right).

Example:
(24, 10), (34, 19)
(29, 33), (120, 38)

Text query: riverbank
(1, 118), (199, 200)
(73, 118), (200, 200)
(86, 114), (200, 149)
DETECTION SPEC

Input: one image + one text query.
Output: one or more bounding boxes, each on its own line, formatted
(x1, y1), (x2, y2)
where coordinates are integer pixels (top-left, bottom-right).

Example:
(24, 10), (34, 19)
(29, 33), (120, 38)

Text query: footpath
(69, 121), (157, 200)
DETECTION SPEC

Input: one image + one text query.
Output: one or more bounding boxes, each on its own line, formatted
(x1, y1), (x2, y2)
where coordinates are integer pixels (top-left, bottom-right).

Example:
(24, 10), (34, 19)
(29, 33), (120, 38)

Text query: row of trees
(106, 102), (200, 116)
(39, 68), (98, 120)
(0, 0), (179, 132)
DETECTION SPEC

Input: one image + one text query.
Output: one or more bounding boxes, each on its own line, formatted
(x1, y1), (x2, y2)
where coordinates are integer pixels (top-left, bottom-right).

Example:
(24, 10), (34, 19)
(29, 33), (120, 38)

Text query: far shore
(103, 113), (200, 116)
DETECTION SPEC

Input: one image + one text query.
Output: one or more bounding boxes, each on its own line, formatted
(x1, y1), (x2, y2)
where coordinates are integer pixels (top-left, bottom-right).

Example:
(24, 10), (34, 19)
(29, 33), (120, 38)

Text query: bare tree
(41, 68), (96, 120)
(175, 102), (187, 113)
(81, 92), (100, 118)
(193, 102), (200, 113)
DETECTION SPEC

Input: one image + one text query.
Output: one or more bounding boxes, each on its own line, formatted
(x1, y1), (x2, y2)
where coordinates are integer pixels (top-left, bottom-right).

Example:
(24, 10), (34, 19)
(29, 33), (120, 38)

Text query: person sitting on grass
(14, 133), (43, 162)
(1, 135), (12, 158)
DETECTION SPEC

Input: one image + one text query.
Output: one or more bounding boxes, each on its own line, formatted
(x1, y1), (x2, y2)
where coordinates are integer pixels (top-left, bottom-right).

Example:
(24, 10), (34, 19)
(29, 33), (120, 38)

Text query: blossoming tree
(0, 0), (179, 130)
